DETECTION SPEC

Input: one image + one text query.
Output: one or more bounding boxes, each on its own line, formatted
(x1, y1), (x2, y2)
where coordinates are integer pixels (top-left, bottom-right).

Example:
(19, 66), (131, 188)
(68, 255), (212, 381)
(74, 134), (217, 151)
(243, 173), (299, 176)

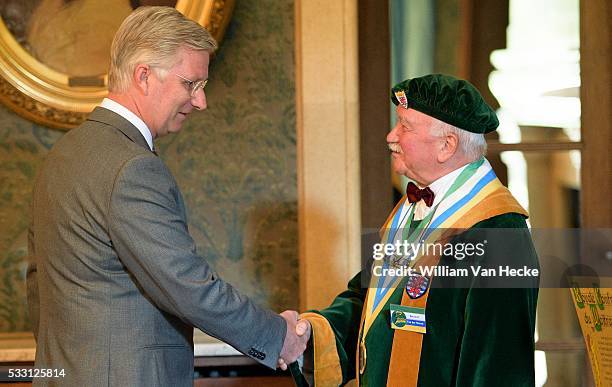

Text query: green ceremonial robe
(293, 212), (539, 387)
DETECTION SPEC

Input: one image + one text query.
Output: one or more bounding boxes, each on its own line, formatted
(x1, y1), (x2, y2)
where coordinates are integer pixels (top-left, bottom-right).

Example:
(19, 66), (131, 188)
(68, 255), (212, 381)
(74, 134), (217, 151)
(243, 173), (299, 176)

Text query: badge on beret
(405, 273), (430, 299)
(394, 90), (408, 109)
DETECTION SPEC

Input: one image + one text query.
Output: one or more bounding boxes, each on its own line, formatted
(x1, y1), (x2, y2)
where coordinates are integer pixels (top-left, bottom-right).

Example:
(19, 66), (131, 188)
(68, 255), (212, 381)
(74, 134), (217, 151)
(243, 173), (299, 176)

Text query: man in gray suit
(26, 6), (306, 386)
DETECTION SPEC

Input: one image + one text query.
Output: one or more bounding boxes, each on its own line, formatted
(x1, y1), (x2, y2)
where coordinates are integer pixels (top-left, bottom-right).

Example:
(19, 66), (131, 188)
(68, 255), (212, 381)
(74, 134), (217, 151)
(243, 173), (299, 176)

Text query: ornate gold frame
(0, 0), (234, 130)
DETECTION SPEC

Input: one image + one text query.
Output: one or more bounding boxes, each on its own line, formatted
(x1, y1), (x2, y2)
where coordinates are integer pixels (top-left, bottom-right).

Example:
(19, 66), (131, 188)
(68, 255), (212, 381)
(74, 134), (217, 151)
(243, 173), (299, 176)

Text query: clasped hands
(277, 310), (312, 370)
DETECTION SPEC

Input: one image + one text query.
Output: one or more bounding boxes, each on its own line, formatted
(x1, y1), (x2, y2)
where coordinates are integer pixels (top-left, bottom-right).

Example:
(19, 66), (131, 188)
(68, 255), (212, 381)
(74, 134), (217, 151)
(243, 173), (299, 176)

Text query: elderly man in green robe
(287, 74), (539, 387)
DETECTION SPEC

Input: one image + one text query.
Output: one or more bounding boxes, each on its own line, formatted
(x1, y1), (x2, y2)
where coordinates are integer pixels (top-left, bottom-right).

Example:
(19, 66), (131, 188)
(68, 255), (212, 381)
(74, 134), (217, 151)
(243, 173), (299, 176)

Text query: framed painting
(0, 0), (234, 130)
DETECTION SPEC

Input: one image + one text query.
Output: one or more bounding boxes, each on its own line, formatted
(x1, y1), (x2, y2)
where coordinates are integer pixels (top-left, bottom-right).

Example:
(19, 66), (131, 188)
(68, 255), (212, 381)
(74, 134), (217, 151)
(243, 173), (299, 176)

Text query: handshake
(277, 310), (312, 370)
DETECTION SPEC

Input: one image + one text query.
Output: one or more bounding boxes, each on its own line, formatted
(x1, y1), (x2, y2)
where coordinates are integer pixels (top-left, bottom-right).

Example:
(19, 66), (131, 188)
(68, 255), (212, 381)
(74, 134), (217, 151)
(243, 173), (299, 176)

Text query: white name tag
(390, 304), (426, 334)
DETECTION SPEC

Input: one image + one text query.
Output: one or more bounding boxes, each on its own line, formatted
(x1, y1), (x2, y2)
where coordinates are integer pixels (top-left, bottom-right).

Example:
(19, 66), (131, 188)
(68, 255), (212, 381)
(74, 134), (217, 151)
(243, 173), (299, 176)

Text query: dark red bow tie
(406, 182), (435, 207)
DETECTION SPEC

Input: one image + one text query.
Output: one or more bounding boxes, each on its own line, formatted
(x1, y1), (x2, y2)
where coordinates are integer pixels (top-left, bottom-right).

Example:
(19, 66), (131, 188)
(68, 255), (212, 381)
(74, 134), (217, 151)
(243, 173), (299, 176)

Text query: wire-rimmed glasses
(174, 73), (208, 97)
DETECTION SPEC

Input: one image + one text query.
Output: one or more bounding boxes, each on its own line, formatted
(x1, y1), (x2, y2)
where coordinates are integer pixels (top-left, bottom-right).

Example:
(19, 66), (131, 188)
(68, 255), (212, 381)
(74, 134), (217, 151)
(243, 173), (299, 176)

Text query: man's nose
(386, 123), (399, 142)
(191, 89), (207, 110)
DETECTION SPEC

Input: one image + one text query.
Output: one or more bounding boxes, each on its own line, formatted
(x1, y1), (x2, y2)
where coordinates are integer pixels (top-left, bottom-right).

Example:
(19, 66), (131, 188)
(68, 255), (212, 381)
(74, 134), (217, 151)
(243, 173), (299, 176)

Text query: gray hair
(430, 118), (487, 161)
(108, 6), (217, 92)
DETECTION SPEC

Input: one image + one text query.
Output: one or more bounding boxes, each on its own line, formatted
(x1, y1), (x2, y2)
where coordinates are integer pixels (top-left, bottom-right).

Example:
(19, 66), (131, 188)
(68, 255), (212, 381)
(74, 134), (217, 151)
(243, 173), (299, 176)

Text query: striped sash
(357, 158), (527, 386)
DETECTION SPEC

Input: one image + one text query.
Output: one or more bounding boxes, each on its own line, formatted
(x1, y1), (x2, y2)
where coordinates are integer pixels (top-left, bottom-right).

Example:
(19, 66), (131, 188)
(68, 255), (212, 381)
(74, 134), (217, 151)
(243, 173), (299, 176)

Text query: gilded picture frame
(0, 0), (234, 130)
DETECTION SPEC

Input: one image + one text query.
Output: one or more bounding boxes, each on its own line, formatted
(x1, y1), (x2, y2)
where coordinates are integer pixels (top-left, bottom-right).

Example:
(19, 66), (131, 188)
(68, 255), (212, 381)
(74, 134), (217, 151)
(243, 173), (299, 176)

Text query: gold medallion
(359, 340), (367, 374)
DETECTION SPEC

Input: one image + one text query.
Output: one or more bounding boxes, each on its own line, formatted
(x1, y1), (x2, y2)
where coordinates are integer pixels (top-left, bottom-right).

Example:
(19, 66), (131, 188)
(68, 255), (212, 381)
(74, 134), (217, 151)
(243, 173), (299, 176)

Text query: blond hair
(108, 6), (217, 92)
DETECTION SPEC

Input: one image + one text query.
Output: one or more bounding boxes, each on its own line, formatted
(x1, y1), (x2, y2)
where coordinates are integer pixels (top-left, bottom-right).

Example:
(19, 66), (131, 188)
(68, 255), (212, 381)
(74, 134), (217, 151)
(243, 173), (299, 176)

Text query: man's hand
(277, 310), (312, 370)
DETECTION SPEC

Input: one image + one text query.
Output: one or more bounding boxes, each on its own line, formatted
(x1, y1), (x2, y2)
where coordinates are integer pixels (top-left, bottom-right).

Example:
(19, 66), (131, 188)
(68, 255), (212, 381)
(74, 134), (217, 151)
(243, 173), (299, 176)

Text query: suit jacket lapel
(87, 107), (153, 153)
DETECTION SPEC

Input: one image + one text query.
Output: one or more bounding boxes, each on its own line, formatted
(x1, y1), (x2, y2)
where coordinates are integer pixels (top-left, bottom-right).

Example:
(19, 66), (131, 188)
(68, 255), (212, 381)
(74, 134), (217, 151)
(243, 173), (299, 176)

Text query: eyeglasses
(174, 73), (208, 97)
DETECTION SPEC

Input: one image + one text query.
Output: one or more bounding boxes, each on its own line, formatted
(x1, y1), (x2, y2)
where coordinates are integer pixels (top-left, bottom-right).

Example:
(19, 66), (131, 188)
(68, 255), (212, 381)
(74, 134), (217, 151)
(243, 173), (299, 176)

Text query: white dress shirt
(100, 98), (154, 151)
(409, 163), (470, 221)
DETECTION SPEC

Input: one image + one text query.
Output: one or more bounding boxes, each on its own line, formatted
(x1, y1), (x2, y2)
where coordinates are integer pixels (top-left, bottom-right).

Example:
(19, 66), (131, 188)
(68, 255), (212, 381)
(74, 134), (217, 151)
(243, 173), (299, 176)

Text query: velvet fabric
(391, 74), (499, 134)
(294, 212), (538, 387)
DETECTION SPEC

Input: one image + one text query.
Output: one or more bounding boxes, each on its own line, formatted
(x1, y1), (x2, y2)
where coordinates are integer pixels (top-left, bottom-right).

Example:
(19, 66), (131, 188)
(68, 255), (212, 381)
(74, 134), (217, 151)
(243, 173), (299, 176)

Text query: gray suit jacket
(26, 107), (286, 386)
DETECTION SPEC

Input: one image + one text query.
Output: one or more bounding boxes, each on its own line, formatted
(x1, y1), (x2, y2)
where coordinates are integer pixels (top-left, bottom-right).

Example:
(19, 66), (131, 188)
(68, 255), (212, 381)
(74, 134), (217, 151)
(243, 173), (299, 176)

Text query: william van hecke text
(373, 265), (539, 277)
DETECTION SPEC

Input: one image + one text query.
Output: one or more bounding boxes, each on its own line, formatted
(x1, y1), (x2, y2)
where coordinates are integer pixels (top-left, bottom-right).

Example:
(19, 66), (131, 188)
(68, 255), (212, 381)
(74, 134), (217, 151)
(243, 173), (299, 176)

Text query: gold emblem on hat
(394, 90), (408, 108)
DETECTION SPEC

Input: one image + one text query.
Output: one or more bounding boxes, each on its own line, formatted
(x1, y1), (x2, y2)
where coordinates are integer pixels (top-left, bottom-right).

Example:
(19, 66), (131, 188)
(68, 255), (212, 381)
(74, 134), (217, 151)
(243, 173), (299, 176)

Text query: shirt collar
(407, 163), (471, 221)
(100, 98), (154, 151)
(425, 163), (470, 208)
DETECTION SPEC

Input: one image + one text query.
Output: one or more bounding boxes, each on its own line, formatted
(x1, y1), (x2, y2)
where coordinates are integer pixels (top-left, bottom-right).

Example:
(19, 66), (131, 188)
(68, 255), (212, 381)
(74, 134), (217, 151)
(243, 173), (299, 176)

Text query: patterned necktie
(406, 182), (435, 207)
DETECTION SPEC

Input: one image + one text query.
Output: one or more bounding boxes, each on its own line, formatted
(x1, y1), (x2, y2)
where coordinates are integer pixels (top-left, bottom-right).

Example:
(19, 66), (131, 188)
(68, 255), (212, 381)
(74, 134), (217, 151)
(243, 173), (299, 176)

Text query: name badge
(390, 304), (426, 334)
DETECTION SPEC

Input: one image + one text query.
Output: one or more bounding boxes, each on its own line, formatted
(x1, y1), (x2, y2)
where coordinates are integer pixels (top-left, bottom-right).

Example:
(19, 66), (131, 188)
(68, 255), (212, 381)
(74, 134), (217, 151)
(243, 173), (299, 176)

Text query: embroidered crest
(394, 90), (408, 108)
(405, 273), (430, 299)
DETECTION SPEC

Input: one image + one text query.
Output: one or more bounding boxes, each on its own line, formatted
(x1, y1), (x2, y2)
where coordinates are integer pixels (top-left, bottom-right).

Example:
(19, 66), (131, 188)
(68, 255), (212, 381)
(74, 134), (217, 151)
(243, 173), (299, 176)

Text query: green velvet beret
(391, 74), (499, 134)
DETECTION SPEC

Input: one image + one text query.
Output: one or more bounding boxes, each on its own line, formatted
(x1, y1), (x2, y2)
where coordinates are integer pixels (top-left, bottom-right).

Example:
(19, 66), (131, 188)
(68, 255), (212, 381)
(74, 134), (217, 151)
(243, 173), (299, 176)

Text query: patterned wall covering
(0, 109), (62, 331)
(0, 0), (297, 332)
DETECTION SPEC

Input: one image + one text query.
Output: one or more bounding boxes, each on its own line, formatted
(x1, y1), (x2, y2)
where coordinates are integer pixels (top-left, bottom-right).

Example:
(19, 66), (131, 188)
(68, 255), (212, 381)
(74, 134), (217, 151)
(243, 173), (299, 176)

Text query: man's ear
(133, 64), (151, 96)
(438, 132), (459, 163)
